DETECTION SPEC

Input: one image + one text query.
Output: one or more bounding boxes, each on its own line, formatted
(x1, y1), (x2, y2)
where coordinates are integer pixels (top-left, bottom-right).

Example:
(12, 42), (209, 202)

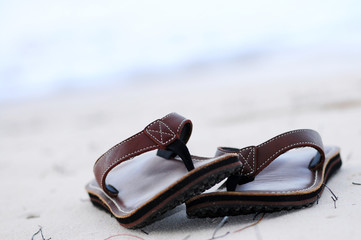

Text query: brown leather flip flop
(85, 113), (241, 228)
(186, 129), (342, 218)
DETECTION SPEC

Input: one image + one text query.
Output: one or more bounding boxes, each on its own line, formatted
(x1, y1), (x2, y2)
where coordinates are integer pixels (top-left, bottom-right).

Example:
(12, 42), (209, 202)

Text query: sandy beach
(1, 51), (361, 239)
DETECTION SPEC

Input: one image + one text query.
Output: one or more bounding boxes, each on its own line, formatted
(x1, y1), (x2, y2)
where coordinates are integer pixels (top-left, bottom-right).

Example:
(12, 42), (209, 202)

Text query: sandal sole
(186, 153), (342, 218)
(87, 156), (241, 228)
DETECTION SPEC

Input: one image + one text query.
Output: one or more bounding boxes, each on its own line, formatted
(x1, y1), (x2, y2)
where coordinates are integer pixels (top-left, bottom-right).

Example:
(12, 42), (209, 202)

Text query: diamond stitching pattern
(239, 147), (255, 175)
(146, 120), (176, 145)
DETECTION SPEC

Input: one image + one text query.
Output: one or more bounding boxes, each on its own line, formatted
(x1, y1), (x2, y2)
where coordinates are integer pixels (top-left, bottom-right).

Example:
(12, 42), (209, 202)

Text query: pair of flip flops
(85, 113), (342, 228)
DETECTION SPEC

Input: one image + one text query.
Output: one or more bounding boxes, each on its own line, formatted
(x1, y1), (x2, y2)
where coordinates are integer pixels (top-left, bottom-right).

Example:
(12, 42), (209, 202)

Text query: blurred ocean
(1, 0), (361, 102)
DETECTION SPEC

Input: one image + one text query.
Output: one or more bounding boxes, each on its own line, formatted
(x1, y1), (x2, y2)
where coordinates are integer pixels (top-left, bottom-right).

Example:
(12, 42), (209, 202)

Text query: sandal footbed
(186, 146), (342, 218)
(86, 154), (241, 228)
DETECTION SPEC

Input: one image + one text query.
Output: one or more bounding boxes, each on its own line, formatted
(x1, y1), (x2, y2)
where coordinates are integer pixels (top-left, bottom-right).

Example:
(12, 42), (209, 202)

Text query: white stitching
(257, 141), (323, 171)
(100, 132), (143, 159)
(88, 184), (133, 214)
(100, 144), (158, 189)
(159, 122), (163, 143)
(239, 147), (255, 176)
(177, 118), (188, 134)
(161, 112), (188, 135)
(145, 120), (176, 145)
(161, 112), (174, 120)
(239, 148), (253, 171)
(93, 131), (145, 173)
(147, 130), (174, 136)
(96, 118), (175, 160)
(258, 129), (311, 148)
(239, 151), (249, 175)
(97, 113), (187, 191)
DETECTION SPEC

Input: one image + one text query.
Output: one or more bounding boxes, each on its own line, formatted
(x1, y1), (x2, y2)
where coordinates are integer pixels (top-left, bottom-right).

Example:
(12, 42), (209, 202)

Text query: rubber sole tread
(187, 201), (315, 218)
(187, 155), (342, 219)
(89, 164), (242, 228)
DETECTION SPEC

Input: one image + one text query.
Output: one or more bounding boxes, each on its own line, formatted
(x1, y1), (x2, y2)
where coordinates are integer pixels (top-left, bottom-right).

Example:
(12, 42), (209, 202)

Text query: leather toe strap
(216, 129), (325, 191)
(93, 112), (193, 197)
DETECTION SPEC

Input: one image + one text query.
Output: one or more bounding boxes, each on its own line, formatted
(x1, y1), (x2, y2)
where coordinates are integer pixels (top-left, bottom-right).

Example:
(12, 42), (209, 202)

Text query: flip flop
(186, 129), (342, 218)
(85, 113), (242, 228)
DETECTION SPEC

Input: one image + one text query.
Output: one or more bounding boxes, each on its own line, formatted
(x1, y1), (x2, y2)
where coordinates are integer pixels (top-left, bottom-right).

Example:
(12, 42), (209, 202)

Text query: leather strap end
(308, 151), (324, 170)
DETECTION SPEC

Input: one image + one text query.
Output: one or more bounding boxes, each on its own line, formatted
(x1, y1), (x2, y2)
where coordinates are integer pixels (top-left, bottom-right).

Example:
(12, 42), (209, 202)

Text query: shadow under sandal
(85, 112), (242, 228)
(186, 129), (342, 218)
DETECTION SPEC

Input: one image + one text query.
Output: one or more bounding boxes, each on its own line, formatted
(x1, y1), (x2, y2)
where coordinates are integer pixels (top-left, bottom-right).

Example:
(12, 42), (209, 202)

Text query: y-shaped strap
(93, 113), (193, 197)
(215, 129), (325, 191)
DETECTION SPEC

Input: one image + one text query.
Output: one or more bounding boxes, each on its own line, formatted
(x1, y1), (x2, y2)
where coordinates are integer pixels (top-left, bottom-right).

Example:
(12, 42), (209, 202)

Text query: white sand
(1, 53), (361, 239)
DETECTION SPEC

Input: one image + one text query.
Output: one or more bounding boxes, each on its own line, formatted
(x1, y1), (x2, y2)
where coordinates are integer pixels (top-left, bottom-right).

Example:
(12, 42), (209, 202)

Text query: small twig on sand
(316, 194), (320, 204)
(331, 196), (337, 208)
(140, 229), (149, 235)
(323, 184), (338, 209)
(233, 213), (265, 233)
(352, 182), (361, 185)
(182, 235), (191, 240)
(252, 212), (263, 221)
(31, 226), (51, 240)
(104, 234), (145, 240)
(209, 216), (230, 239)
